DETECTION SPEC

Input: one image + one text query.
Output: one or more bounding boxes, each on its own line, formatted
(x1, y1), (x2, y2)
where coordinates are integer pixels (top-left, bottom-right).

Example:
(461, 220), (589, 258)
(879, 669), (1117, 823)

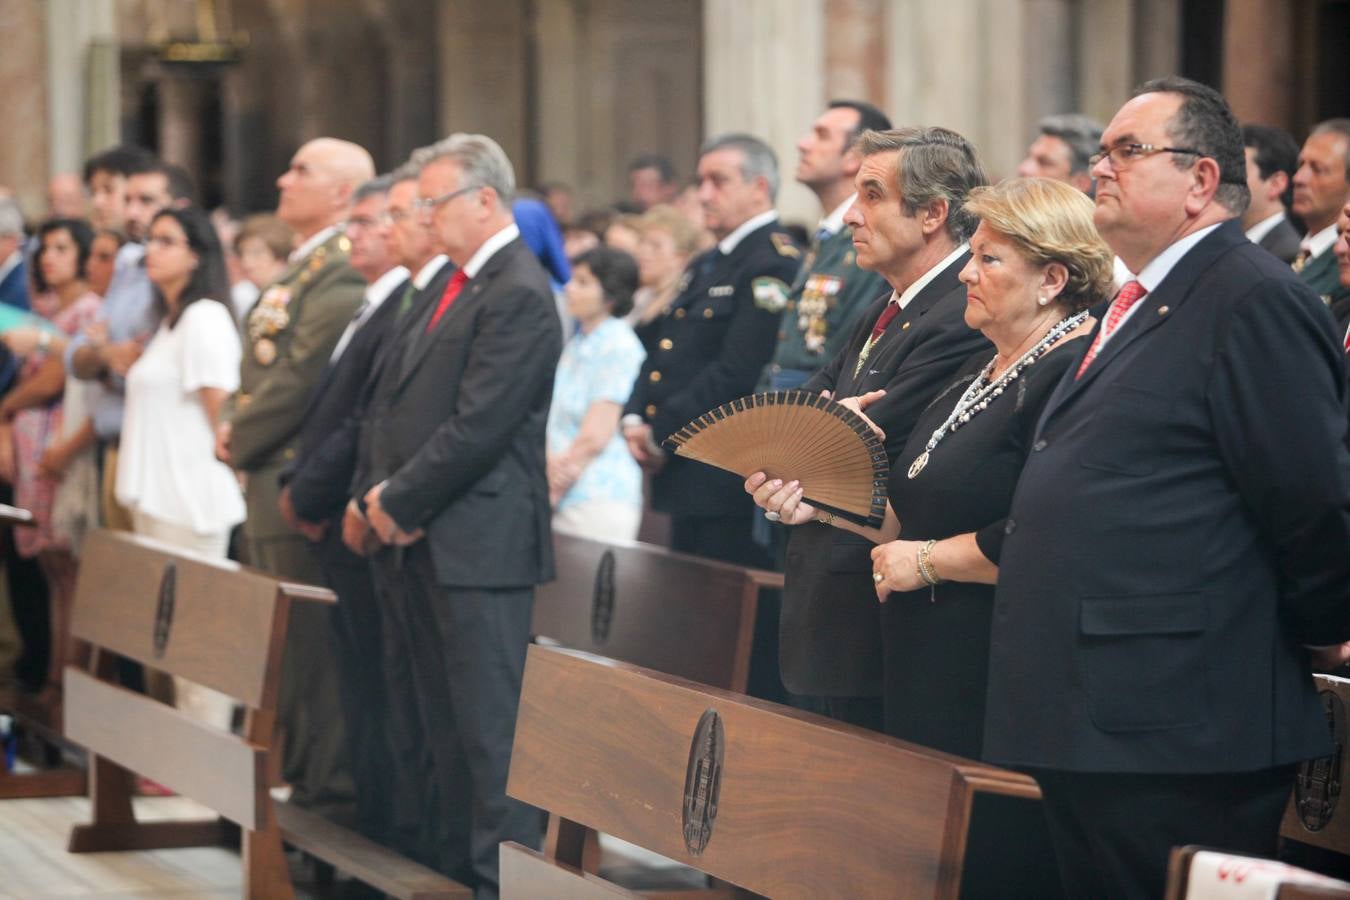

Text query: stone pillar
(1222, 0), (1294, 129)
(885, 0), (1029, 180)
(437, 0), (530, 173)
(0, 0), (49, 215)
(1077, 0), (1136, 124)
(704, 0), (826, 224)
(44, 0), (119, 177)
(825, 0), (888, 108)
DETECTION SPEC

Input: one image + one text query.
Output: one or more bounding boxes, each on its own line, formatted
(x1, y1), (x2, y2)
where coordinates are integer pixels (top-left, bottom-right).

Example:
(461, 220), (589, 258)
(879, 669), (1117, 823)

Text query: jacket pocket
(1079, 592), (1208, 732)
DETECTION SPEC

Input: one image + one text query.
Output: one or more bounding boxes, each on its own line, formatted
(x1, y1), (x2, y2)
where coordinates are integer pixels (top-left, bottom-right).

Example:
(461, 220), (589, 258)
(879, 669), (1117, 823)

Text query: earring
(1037, 295), (1050, 307)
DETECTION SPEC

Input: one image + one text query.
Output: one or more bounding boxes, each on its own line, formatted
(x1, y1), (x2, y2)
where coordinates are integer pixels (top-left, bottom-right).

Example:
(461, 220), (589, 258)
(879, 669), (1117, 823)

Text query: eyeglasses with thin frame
(1089, 143), (1202, 171)
(413, 184), (482, 212)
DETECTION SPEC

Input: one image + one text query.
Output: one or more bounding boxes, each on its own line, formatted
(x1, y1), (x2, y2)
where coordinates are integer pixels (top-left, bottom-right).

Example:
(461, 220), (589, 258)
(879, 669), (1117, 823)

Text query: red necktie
(425, 269), (469, 334)
(870, 300), (901, 341)
(1075, 280), (1148, 379)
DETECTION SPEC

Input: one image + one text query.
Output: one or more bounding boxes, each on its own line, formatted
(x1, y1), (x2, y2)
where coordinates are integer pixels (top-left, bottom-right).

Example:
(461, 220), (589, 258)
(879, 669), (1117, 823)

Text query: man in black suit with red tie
(760, 127), (991, 729)
(360, 133), (561, 897)
(983, 77), (1350, 900)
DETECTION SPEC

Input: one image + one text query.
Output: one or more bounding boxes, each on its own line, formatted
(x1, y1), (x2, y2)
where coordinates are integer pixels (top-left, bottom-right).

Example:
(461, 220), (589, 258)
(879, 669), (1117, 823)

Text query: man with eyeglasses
(219, 136), (373, 823)
(982, 77), (1350, 899)
(355, 133), (560, 894)
(276, 173), (407, 847)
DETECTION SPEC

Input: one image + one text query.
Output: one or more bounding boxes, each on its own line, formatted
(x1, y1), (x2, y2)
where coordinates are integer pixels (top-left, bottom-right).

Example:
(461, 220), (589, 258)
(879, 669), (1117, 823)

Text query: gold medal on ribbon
(255, 338), (278, 366)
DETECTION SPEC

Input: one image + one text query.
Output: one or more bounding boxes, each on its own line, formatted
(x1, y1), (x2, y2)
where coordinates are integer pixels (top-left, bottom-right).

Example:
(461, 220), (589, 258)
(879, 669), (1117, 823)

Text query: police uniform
(624, 210), (799, 564)
(228, 226), (365, 817)
(1293, 234), (1350, 330)
(762, 199), (887, 391)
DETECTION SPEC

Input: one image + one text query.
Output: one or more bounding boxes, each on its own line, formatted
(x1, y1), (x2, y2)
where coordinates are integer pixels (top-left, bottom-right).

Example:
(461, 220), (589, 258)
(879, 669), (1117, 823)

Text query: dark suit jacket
(984, 221), (1350, 774)
(283, 276), (409, 523)
(624, 220), (801, 517)
(1256, 215), (1300, 265)
(370, 238), (562, 589)
(779, 252), (991, 696)
(0, 257), (29, 310)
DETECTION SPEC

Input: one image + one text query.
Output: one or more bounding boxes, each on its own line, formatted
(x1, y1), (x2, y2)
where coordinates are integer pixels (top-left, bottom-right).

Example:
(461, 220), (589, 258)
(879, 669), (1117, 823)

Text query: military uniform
(624, 212), (797, 561)
(1295, 244), (1350, 330)
(229, 227), (365, 818)
(762, 223), (887, 391)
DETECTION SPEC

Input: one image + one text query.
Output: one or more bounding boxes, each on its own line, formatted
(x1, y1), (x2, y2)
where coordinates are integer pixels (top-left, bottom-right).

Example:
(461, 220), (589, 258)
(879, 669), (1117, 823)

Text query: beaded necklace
(906, 310), (1088, 479)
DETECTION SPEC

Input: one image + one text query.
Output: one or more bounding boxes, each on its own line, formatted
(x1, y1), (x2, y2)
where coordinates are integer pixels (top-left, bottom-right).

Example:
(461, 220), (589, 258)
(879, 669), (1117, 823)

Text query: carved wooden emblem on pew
(1295, 687), (1346, 832)
(152, 562), (177, 660)
(590, 550), (616, 644)
(682, 707), (725, 856)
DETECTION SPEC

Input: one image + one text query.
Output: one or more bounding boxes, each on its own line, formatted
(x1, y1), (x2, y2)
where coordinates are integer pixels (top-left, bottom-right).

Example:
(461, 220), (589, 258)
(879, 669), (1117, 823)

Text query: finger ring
(873, 571), (884, 584)
(764, 510), (781, 523)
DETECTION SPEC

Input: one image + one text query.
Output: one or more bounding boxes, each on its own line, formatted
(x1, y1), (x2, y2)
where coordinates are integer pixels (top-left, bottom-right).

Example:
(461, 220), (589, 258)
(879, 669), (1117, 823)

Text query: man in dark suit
(622, 133), (800, 568)
(754, 127), (991, 729)
(277, 173), (407, 848)
(0, 198), (28, 310)
(982, 77), (1350, 900)
(1293, 119), (1350, 316)
(361, 133), (560, 897)
(1241, 123), (1301, 264)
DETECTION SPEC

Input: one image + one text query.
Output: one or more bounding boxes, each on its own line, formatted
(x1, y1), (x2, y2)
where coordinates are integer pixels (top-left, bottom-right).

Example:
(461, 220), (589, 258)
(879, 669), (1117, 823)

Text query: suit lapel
(394, 240), (521, 393)
(1042, 221), (1244, 419)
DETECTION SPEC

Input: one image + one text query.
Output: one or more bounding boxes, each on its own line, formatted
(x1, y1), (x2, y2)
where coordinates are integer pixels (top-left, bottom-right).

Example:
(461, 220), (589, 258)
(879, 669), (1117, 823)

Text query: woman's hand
(547, 453), (582, 507)
(3, 327), (45, 357)
(744, 472), (818, 526)
(870, 539), (926, 601)
(0, 424), (14, 484)
(835, 389), (887, 441)
(37, 441), (71, 480)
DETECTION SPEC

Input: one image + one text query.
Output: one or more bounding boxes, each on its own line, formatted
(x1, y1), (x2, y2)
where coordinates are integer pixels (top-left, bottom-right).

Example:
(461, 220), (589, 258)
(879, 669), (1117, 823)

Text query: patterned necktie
(853, 300), (901, 377)
(425, 269), (469, 334)
(1075, 280), (1148, 379)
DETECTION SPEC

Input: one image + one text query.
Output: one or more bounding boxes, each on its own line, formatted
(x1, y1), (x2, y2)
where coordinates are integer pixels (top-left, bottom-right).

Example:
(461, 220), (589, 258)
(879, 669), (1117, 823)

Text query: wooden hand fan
(662, 390), (889, 527)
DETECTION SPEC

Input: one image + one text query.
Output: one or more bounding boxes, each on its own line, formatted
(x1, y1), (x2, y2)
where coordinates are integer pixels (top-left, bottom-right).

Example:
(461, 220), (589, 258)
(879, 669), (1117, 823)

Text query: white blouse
(117, 299), (246, 535)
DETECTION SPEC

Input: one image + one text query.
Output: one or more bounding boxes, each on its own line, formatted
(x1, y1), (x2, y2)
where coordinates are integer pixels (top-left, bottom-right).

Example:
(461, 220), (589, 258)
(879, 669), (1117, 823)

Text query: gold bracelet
(917, 539), (943, 586)
(815, 510), (835, 526)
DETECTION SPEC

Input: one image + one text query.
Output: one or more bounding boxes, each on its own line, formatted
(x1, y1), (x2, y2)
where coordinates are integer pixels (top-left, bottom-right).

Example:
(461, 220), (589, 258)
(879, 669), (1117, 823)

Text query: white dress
(116, 299), (246, 537)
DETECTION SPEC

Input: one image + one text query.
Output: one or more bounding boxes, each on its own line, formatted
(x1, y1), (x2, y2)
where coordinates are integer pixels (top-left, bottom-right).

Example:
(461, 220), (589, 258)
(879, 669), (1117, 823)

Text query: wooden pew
(503, 644), (1045, 900)
(533, 532), (782, 694)
(1165, 846), (1350, 899)
(59, 529), (467, 899)
(1282, 674), (1350, 856)
(0, 504), (81, 800)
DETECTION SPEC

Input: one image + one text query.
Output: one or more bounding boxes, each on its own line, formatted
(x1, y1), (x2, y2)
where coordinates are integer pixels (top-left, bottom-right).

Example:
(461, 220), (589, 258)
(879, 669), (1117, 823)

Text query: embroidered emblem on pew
(153, 562), (176, 660)
(683, 708), (725, 856)
(590, 550), (616, 644)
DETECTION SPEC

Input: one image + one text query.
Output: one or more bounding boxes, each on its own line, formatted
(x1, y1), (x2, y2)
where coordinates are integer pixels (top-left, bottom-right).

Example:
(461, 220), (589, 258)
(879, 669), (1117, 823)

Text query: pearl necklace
(907, 310), (1087, 479)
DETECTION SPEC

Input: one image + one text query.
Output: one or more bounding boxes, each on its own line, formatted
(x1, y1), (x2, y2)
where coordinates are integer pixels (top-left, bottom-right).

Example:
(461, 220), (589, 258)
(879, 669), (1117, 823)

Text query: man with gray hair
(1292, 119), (1350, 317)
(359, 133), (560, 895)
(1017, 113), (1105, 195)
(623, 133), (801, 570)
(0, 198), (28, 310)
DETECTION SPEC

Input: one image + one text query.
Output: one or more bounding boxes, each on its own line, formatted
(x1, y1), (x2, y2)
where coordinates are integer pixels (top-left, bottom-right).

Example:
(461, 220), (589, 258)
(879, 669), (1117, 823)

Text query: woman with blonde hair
(629, 203), (705, 349)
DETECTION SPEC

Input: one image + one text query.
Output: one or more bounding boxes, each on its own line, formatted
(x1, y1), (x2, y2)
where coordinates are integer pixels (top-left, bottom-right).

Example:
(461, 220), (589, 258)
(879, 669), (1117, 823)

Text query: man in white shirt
(1292, 119), (1350, 312)
(1240, 123), (1301, 264)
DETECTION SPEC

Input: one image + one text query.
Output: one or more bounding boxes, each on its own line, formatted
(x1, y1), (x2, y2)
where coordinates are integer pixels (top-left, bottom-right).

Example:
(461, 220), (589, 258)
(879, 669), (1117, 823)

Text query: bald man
(220, 137), (373, 818)
(46, 173), (86, 218)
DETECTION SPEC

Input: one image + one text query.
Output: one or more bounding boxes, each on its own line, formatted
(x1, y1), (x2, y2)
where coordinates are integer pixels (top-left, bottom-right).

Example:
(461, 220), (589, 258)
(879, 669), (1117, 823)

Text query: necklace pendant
(907, 451), (929, 479)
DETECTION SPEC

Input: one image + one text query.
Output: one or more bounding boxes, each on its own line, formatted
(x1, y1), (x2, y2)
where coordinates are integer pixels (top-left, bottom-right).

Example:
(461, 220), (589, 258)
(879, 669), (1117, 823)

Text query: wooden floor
(0, 793), (354, 899)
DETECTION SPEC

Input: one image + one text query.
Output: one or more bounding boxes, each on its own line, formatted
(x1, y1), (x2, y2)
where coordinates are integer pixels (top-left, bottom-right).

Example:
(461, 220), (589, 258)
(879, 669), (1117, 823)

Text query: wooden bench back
(1282, 674), (1350, 856)
(533, 533), (777, 693)
(506, 645), (1040, 900)
(70, 528), (329, 711)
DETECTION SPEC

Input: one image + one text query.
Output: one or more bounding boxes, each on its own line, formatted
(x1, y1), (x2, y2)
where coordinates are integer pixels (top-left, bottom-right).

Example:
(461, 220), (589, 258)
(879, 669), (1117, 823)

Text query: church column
(703, 0), (827, 224)
(44, 0), (119, 177)
(1222, 0), (1295, 129)
(0, 0), (49, 215)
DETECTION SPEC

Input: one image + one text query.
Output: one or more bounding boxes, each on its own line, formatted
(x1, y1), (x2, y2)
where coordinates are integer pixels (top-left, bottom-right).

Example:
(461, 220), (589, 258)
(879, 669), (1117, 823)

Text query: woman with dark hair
(116, 206), (244, 726)
(0, 217), (102, 696)
(546, 246), (647, 540)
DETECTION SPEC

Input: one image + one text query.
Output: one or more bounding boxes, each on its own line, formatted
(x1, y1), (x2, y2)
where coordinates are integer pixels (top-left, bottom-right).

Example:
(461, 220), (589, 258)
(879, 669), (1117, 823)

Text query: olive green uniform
(761, 226), (888, 390)
(229, 229), (365, 817)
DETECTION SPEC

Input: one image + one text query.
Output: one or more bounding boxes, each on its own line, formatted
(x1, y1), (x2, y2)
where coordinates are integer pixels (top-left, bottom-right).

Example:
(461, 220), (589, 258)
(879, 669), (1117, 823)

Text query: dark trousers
(247, 532), (354, 818)
(2, 482), (47, 691)
(670, 513), (784, 702)
(376, 543), (540, 898)
(1030, 765), (1295, 900)
(315, 527), (390, 845)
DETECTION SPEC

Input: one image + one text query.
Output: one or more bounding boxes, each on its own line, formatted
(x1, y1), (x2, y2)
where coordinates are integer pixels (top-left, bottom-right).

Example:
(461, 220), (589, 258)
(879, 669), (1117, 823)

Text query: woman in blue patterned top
(547, 247), (647, 540)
